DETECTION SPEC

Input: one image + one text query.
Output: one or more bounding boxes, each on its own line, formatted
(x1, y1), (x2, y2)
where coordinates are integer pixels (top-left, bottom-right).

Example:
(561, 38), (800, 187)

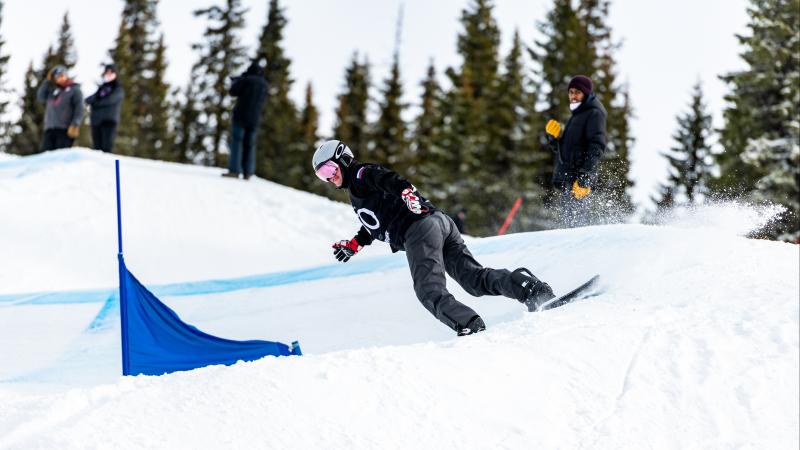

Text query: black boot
(457, 315), (486, 336)
(511, 268), (555, 312)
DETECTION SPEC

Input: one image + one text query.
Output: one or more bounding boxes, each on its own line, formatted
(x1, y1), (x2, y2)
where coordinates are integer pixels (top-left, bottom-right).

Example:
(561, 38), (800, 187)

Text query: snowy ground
(0, 150), (798, 449)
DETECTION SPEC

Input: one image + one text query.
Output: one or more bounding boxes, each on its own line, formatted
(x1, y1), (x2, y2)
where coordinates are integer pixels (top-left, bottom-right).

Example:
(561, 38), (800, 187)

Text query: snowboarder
(85, 64), (124, 153)
(312, 140), (556, 336)
(37, 65), (84, 151)
(545, 75), (607, 228)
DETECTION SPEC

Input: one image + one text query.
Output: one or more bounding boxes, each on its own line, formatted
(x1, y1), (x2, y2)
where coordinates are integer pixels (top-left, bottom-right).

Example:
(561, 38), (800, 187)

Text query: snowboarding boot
(511, 268), (555, 312)
(457, 316), (486, 336)
(221, 171), (240, 179)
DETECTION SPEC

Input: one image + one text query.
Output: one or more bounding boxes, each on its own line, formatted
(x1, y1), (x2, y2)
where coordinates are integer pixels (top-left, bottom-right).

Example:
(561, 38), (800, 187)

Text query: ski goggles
(315, 160), (339, 181)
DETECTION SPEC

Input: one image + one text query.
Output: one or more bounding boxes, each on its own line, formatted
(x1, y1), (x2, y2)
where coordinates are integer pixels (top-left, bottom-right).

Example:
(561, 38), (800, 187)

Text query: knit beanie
(567, 75), (593, 96)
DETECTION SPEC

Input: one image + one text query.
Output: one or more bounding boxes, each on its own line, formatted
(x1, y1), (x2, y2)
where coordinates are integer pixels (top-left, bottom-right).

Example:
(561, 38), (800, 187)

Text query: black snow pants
(91, 122), (118, 153)
(403, 211), (524, 332)
(41, 128), (74, 151)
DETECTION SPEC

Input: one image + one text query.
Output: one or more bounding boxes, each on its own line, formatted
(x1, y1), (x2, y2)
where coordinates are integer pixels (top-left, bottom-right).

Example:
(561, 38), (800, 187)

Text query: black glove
(546, 135), (559, 152)
(332, 238), (360, 263)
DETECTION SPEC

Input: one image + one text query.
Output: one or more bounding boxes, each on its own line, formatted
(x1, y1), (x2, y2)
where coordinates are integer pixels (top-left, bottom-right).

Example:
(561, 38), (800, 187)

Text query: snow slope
(0, 150), (797, 449)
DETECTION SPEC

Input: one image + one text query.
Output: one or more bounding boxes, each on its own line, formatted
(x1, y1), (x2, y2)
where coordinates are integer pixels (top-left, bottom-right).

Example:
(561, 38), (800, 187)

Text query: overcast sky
(2, 0), (750, 208)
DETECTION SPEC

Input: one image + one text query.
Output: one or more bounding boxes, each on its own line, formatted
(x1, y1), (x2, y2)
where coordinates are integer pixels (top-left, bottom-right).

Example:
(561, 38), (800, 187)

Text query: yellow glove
(572, 180), (591, 200)
(47, 68), (56, 82)
(545, 119), (562, 139)
(67, 125), (80, 139)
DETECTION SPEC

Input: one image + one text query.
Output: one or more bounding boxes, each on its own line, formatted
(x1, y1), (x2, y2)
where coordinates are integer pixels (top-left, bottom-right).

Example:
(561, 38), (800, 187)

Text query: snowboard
(535, 274), (600, 312)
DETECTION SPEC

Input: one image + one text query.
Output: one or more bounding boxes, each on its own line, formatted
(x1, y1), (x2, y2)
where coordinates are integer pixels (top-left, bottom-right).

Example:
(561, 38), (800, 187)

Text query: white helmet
(312, 140), (354, 171)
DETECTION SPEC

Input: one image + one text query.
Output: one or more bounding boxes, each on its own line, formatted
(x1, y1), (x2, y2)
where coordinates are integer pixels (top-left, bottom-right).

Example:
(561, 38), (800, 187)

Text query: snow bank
(0, 149), (388, 294)
(0, 150), (797, 449)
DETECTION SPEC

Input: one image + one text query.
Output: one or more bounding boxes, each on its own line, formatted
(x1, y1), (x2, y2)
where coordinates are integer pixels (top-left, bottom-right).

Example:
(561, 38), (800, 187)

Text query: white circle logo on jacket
(356, 208), (380, 230)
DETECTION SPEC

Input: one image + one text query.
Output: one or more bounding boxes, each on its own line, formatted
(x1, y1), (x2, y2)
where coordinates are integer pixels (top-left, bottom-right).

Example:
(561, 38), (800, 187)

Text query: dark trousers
(41, 128), (74, 151)
(228, 122), (257, 176)
(557, 182), (591, 228)
(91, 122), (118, 153)
(403, 211), (524, 332)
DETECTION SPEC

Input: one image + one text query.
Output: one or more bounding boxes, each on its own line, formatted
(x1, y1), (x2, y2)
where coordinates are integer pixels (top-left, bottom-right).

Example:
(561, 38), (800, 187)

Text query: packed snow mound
(0, 149), (387, 294)
(0, 149), (797, 449)
(1, 226), (798, 449)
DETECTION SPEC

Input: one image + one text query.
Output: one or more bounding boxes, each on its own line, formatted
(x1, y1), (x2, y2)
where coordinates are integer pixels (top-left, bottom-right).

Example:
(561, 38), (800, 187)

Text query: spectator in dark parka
(85, 64), (124, 153)
(545, 75), (607, 228)
(451, 207), (468, 234)
(37, 65), (84, 151)
(222, 59), (268, 180)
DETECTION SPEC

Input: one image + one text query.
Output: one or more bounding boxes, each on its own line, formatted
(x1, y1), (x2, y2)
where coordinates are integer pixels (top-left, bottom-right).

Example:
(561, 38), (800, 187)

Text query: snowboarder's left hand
(332, 238), (360, 263)
(401, 187), (424, 214)
(572, 180), (591, 200)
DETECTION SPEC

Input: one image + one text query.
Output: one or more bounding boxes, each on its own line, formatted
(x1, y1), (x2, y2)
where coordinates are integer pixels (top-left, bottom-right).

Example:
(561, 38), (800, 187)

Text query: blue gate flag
(114, 159), (300, 377)
(119, 256), (301, 376)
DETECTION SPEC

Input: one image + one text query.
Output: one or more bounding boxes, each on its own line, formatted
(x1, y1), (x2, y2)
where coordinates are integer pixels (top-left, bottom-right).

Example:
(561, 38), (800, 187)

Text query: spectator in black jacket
(222, 60), (268, 180)
(451, 207), (468, 234)
(545, 75), (607, 227)
(85, 64), (124, 153)
(311, 140), (556, 337)
(37, 65), (84, 151)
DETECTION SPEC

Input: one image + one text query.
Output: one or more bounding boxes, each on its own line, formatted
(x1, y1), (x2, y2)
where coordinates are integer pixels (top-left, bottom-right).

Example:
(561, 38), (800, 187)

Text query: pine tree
(7, 62), (42, 155)
(439, 0), (502, 234)
(491, 30), (551, 232)
(172, 66), (201, 164)
(0, 1), (10, 152)
(411, 61), (446, 189)
(371, 51), (409, 170)
(295, 82), (326, 194)
(255, 0), (300, 184)
(298, 83), (319, 155)
(715, 0), (799, 240)
(189, 0), (247, 166)
(332, 53), (371, 154)
(109, 0), (172, 159)
(50, 12), (77, 71)
(654, 81), (714, 208)
(145, 34), (174, 160)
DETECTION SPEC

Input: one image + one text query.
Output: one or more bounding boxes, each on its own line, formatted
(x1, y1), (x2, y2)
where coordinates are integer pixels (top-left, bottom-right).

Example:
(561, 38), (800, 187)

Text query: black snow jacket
(550, 93), (607, 188)
(230, 65), (268, 128)
(345, 162), (436, 252)
(85, 79), (124, 125)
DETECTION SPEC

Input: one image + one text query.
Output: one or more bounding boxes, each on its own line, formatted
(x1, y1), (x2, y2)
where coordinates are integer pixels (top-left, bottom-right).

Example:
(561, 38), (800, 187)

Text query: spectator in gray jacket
(85, 64), (124, 153)
(37, 65), (84, 151)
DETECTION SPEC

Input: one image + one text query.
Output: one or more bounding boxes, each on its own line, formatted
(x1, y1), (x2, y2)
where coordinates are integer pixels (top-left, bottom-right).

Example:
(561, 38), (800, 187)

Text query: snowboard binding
(511, 268), (556, 312)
